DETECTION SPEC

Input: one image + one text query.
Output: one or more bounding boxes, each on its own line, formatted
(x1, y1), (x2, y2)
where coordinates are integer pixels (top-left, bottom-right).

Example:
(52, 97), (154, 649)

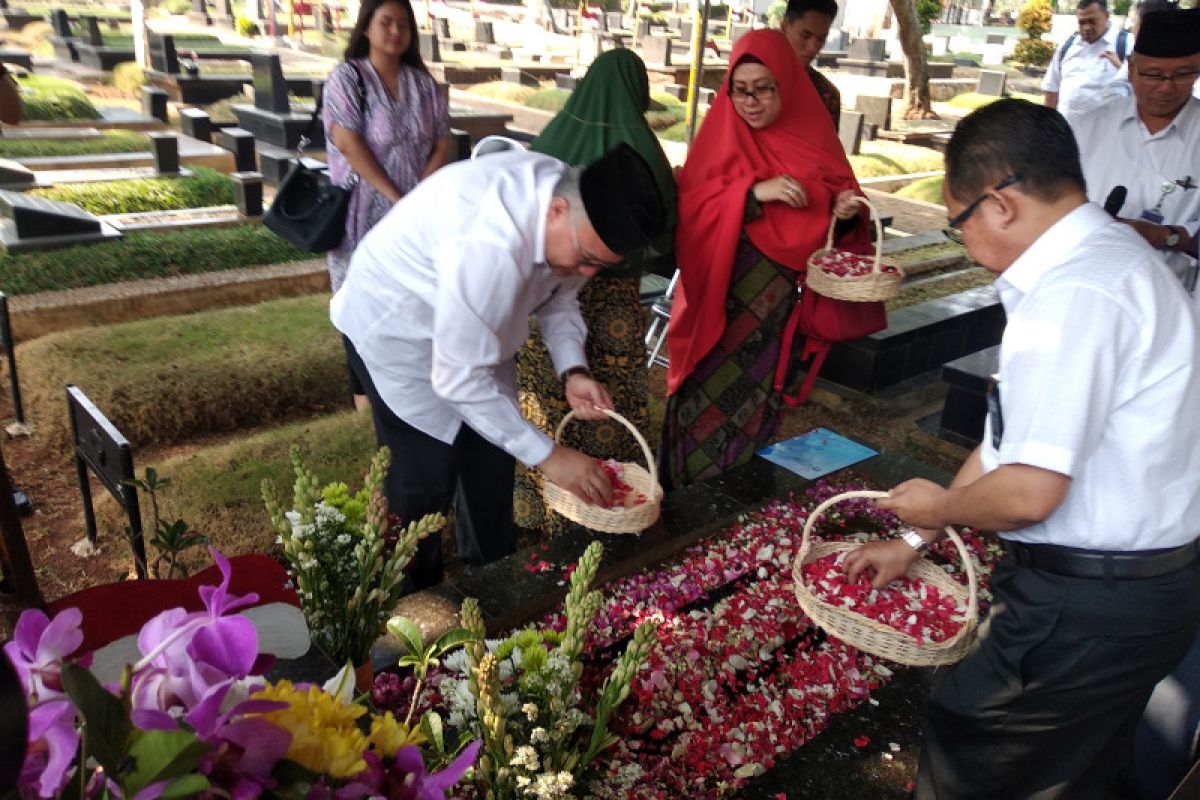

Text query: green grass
(0, 224), (308, 295)
(895, 175), (945, 205)
(524, 88), (571, 113)
(849, 140), (946, 179)
(17, 74), (100, 121)
(21, 4), (132, 19)
(21, 295), (351, 450)
(100, 33), (220, 49)
(30, 166), (235, 215)
(0, 129), (149, 159)
(944, 90), (1042, 111)
(94, 411), (376, 564)
(466, 81), (539, 104)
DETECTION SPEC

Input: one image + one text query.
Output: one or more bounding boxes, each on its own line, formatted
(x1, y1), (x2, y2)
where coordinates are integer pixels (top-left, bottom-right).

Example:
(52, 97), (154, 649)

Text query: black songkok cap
(1134, 8), (1200, 58)
(579, 142), (666, 255)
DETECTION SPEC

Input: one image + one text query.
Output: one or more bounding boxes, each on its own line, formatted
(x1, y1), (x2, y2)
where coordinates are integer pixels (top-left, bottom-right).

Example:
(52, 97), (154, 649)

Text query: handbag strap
(821, 195), (886, 272)
(773, 286), (832, 407)
(297, 60), (367, 158)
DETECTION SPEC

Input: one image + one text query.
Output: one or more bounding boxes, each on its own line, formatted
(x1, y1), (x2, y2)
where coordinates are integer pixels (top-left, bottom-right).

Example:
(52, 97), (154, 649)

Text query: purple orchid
(20, 699), (79, 798)
(130, 549), (264, 713)
(4, 607), (85, 703)
(337, 740), (482, 800)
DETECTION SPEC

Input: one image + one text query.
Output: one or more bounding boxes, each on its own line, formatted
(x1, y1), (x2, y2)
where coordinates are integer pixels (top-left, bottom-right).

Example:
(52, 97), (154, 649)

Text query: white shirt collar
(996, 202), (1108, 305)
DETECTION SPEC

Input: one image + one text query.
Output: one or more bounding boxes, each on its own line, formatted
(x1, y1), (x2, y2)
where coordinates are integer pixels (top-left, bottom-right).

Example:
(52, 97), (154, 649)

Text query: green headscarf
(532, 48), (678, 280)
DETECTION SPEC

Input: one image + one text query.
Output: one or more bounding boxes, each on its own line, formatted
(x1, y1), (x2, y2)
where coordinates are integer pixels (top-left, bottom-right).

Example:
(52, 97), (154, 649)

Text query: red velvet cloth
(47, 554), (299, 657)
(666, 29), (869, 394)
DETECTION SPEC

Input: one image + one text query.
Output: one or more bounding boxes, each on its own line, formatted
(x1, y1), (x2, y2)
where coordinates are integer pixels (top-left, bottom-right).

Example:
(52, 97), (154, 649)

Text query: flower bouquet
(262, 446), (446, 671)
(4, 548), (478, 799)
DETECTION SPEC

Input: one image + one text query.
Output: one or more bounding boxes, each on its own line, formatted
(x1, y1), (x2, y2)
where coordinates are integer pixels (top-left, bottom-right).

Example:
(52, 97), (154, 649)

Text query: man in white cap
(1071, 6), (1200, 297)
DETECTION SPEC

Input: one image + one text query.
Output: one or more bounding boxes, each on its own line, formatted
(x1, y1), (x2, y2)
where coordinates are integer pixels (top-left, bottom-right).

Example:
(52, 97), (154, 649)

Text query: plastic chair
(644, 269), (679, 368)
(470, 135), (525, 160)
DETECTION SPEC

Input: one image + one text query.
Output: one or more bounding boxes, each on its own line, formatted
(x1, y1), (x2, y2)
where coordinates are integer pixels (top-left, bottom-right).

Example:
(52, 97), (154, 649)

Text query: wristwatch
(561, 365), (592, 384)
(900, 530), (929, 555)
(1165, 226), (1183, 250)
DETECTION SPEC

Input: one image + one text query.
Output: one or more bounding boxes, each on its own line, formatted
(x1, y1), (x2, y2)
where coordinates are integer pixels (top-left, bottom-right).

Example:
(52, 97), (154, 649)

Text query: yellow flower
(367, 711), (426, 758)
(251, 680), (369, 778)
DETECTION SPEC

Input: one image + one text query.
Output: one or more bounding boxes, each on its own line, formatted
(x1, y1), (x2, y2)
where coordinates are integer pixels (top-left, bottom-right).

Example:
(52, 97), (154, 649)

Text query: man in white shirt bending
(1042, 0), (1132, 119)
(332, 144), (666, 589)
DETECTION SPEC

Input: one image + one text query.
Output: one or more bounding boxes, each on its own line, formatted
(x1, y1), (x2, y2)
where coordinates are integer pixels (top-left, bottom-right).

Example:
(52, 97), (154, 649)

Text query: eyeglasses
(1134, 66), (1200, 86)
(729, 84), (778, 103)
(569, 218), (623, 272)
(946, 173), (1023, 229)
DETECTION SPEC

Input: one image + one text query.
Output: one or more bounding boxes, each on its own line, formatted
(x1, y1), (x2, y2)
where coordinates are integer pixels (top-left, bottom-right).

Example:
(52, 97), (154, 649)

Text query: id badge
(1141, 209), (1165, 225)
(986, 377), (1004, 450)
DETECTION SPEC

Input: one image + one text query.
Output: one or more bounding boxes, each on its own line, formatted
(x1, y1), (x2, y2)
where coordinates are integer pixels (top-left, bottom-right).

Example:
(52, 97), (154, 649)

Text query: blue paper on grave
(757, 427), (878, 479)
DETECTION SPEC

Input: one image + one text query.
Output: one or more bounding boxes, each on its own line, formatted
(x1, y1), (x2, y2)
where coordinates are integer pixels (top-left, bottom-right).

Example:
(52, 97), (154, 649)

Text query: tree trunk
(888, 0), (938, 120)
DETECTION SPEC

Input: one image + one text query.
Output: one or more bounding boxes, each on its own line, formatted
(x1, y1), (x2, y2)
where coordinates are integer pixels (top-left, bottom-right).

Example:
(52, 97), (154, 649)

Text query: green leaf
(124, 729), (208, 794)
(61, 663), (131, 777)
(397, 654), (422, 668)
(432, 627), (478, 656)
(160, 774), (210, 798)
(386, 616), (424, 656)
(420, 710), (445, 754)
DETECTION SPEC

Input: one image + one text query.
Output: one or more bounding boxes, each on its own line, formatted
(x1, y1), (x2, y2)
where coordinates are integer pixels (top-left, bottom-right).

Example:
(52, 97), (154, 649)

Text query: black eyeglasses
(728, 84), (778, 103)
(946, 173), (1022, 229)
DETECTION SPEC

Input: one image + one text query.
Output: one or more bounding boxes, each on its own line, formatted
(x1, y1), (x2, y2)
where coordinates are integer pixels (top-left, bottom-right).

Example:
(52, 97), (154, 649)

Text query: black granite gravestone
(231, 171), (263, 216)
(937, 346), (998, 447)
(216, 127), (257, 172)
(977, 69), (1007, 97)
(148, 132), (180, 174)
(180, 107), (212, 142)
(251, 51), (289, 114)
(854, 95), (892, 132)
(148, 32), (181, 73)
(66, 385), (147, 579)
(0, 159), (34, 189)
(190, 0), (211, 25)
(80, 15), (103, 47)
(50, 9), (71, 38)
(838, 109), (865, 155)
(0, 191), (101, 239)
(142, 85), (169, 123)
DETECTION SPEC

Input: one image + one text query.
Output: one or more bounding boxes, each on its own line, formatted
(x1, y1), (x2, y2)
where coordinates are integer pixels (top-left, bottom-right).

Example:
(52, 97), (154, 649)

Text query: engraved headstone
(66, 385), (147, 579)
(838, 109), (864, 155)
(148, 132), (180, 174)
(142, 85), (169, 123)
(216, 128), (257, 172)
(848, 38), (886, 62)
(855, 94), (892, 131)
(231, 171), (263, 217)
(81, 16), (104, 46)
(250, 51), (289, 114)
(977, 69), (1007, 96)
(148, 32), (180, 73)
(475, 21), (494, 44)
(180, 107), (212, 142)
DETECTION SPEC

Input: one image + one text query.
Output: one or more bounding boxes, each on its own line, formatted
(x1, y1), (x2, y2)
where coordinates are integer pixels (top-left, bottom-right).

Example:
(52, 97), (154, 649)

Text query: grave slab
(854, 95), (892, 131)
(0, 159), (35, 189)
(216, 127), (258, 172)
(180, 108), (212, 143)
(0, 190), (121, 253)
(937, 345), (998, 447)
(641, 34), (673, 66)
(231, 171), (263, 217)
(977, 69), (1007, 97)
(838, 109), (864, 155)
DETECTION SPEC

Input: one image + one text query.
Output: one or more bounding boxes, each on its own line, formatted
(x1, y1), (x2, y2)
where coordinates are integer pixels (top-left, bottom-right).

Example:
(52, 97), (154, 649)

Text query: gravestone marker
(434, 17), (451, 39)
(216, 127), (257, 172)
(475, 21), (494, 44)
(250, 52), (290, 114)
(554, 73), (577, 90)
(148, 32), (180, 73)
(679, 19), (693, 42)
(855, 95), (891, 131)
(0, 292), (24, 427)
(606, 12), (623, 30)
(636, 18), (651, 41)
(67, 385), (147, 580)
(730, 23), (752, 43)
(0, 159), (34, 188)
(838, 109), (864, 155)
(180, 107), (212, 142)
(824, 28), (847, 51)
(0, 191), (101, 238)
(419, 31), (440, 63)
(50, 9), (72, 38)
(450, 128), (472, 162)
(985, 33), (1005, 45)
(501, 66), (538, 86)
(977, 69), (1007, 96)
(80, 16), (104, 47)
(642, 34), (672, 66)
(141, 85), (169, 123)
(848, 38), (886, 62)
(148, 132), (180, 174)
(231, 171), (263, 217)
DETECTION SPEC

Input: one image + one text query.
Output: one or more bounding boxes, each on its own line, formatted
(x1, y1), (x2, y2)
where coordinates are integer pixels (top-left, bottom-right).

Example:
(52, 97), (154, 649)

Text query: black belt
(1002, 539), (1199, 580)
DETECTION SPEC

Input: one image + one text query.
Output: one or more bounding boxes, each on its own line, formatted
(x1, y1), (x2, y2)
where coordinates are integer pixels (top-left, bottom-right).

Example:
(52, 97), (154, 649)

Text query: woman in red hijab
(659, 28), (867, 488)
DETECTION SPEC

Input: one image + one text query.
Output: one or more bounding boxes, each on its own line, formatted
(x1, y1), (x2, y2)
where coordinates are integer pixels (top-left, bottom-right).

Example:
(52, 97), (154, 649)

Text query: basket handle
(799, 489), (978, 624)
(821, 195), (886, 273)
(554, 408), (658, 489)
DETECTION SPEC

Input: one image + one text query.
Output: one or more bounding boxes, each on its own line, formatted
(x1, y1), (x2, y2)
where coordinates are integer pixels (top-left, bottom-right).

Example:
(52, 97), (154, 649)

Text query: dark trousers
(916, 557), (1200, 800)
(344, 337), (516, 590)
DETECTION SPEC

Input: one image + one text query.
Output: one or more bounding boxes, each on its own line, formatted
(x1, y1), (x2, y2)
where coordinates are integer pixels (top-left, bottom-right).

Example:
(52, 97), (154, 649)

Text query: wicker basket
(542, 408), (663, 534)
(793, 490), (979, 666)
(805, 197), (903, 303)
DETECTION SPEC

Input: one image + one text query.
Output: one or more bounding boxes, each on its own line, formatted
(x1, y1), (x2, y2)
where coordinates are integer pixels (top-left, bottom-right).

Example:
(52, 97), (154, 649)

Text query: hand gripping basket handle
(821, 195), (886, 273)
(554, 408), (658, 489)
(800, 490), (979, 624)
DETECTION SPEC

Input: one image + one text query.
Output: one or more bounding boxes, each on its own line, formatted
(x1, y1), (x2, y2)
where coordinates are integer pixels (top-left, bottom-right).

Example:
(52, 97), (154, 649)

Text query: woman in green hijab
(513, 48), (678, 534)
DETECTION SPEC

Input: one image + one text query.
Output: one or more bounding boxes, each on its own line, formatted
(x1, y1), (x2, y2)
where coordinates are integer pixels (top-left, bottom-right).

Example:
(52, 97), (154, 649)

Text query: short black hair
(783, 0), (838, 23)
(945, 99), (1086, 204)
(1076, 0), (1108, 12)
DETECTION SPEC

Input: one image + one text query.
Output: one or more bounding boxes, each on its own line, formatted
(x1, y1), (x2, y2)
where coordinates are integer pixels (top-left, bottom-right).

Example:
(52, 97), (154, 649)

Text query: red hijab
(666, 29), (867, 394)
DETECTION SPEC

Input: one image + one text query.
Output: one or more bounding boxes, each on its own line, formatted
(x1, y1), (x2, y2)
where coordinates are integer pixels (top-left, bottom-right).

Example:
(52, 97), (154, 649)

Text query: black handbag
(263, 63), (365, 254)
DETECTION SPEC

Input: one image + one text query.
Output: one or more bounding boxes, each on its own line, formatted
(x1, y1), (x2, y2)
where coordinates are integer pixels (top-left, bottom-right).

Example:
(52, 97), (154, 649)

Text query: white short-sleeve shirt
(980, 203), (1200, 551)
(330, 151), (589, 468)
(1072, 95), (1200, 288)
(1041, 24), (1130, 119)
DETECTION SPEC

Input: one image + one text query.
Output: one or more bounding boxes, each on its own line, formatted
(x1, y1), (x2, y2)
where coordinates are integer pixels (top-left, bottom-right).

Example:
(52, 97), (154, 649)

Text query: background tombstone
(50, 9), (72, 38)
(141, 85), (169, 122)
(250, 51), (289, 114)
(216, 127), (257, 172)
(474, 21), (494, 44)
(606, 11), (623, 30)
(854, 94), (892, 132)
(450, 128), (472, 162)
(180, 107), (212, 142)
(80, 16), (104, 47)
(0, 191), (120, 252)
(0, 292), (25, 430)
(148, 132), (180, 174)
(231, 171), (263, 217)
(730, 23), (752, 44)
(500, 66), (538, 86)
(66, 385), (147, 580)
(679, 18), (693, 42)
(838, 109), (865, 155)
(190, 0), (211, 25)
(848, 37), (886, 62)
(641, 34), (672, 66)
(0, 159), (34, 189)
(419, 30), (440, 63)
(977, 69), (1007, 97)
(984, 33), (1005, 45)
(148, 31), (180, 73)
(434, 17), (451, 39)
